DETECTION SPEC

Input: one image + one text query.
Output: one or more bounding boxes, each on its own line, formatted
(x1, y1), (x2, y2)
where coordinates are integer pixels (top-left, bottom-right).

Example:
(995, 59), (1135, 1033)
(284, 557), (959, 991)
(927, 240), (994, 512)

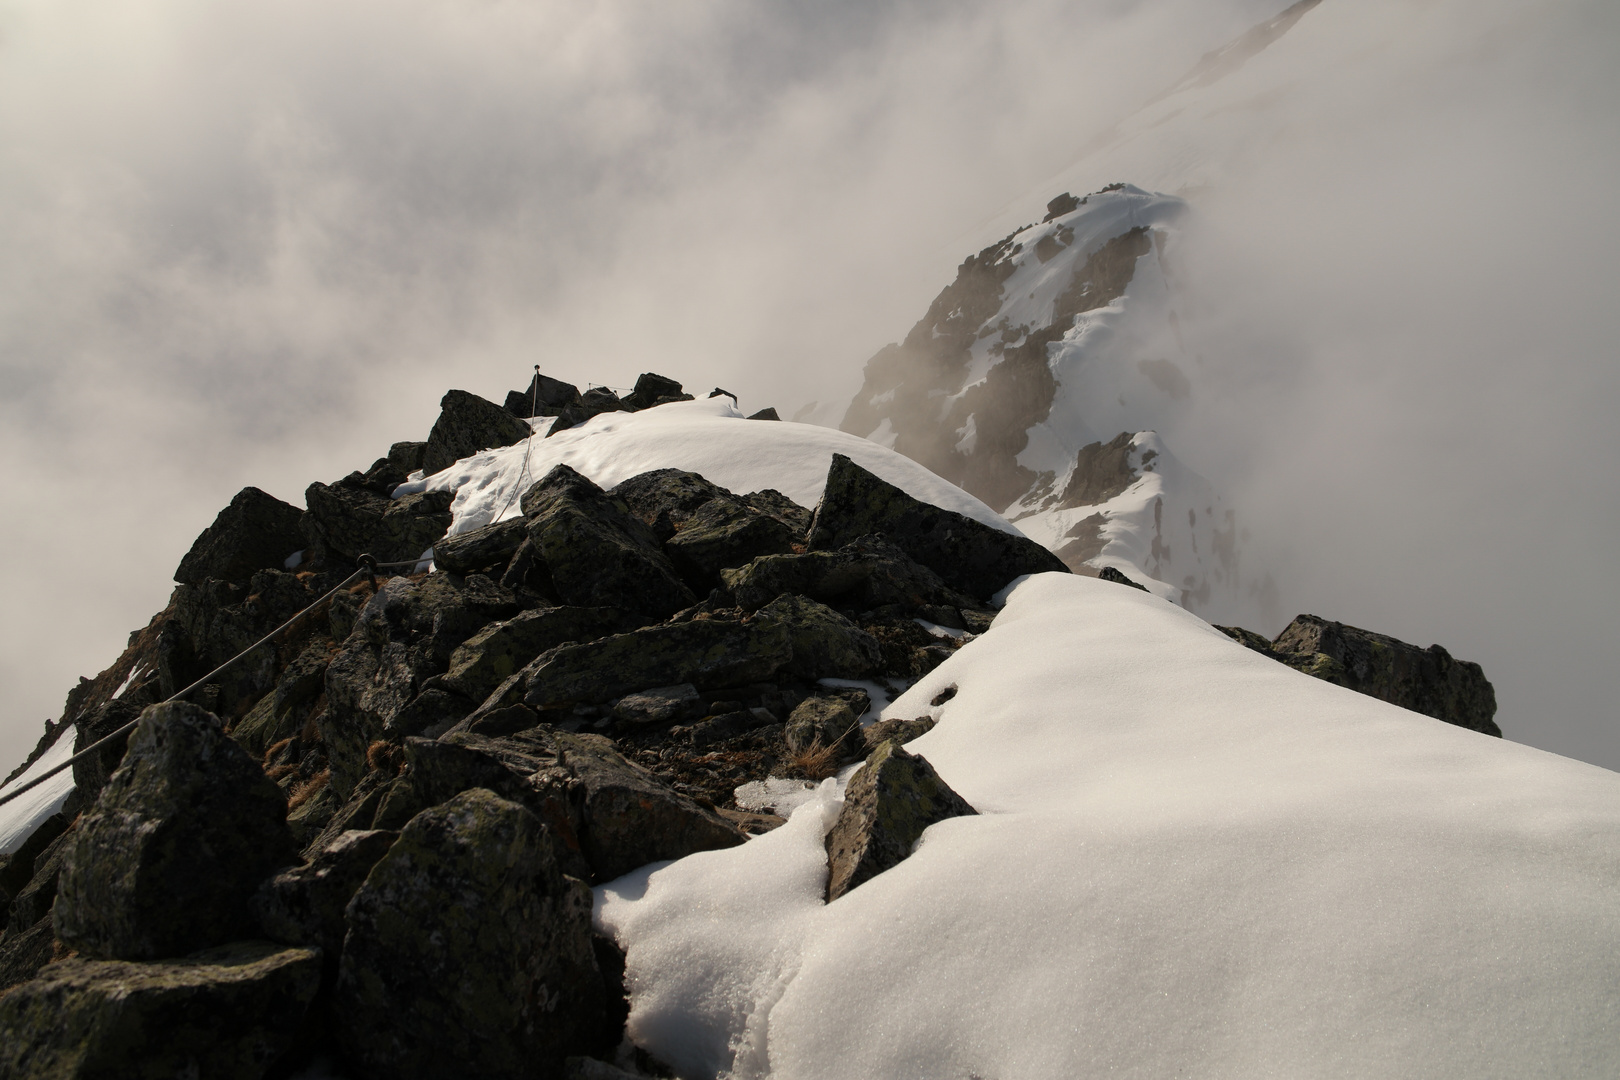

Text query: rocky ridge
(0, 372), (1497, 1077)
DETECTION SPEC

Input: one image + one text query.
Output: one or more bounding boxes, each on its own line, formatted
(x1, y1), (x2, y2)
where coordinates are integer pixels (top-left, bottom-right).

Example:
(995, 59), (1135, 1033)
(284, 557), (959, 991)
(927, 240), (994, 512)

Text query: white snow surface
(597, 573), (1620, 1079)
(394, 396), (1022, 540)
(0, 726), (75, 856)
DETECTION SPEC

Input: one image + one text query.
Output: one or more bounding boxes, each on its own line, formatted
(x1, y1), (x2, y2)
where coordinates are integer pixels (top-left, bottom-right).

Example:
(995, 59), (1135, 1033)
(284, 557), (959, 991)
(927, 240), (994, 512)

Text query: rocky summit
(0, 372), (1502, 1078)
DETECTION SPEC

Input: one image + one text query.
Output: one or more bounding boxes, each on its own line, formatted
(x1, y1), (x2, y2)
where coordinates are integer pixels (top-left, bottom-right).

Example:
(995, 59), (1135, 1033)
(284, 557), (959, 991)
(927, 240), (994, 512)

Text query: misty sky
(2, 0), (1617, 772)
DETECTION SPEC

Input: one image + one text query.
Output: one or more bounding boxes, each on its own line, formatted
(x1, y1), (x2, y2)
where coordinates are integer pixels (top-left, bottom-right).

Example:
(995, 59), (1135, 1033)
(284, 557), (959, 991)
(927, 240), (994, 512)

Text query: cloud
(0, 0), (1267, 764)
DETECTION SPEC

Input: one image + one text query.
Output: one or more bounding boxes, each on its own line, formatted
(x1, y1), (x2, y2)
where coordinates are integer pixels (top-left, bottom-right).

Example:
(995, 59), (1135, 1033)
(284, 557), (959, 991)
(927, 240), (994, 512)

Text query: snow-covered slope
(599, 572), (1620, 1079)
(839, 184), (1263, 618)
(398, 395), (1025, 540)
(0, 726), (74, 856)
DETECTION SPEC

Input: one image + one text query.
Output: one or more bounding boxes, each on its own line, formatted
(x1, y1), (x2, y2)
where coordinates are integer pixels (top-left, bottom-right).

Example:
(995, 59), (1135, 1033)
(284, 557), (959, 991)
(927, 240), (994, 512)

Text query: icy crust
(596, 574), (1620, 1080)
(394, 396), (1025, 540)
(0, 725), (75, 855)
(1010, 431), (1247, 612)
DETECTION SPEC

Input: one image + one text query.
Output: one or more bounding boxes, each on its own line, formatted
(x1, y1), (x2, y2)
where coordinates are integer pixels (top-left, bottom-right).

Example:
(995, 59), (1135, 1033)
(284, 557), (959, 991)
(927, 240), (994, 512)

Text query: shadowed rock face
(55, 702), (300, 961)
(0, 941), (322, 1080)
(176, 487), (306, 584)
(807, 454), (1068, 602)
(421, 389), (533, 477)
(334, 789), (605, 1080)
(1218, 615), (1500, 736)
(824, 739), (976, 902)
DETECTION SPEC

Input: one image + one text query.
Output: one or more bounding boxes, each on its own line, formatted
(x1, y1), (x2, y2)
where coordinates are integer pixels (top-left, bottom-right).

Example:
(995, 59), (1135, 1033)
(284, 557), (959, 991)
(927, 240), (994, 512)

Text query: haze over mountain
(2, 0), (1617, 773)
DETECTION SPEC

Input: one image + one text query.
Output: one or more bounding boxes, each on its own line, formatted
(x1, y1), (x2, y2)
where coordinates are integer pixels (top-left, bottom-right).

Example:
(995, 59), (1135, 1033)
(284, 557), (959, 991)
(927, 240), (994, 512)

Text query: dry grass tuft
(287, 769), (330, 813)
(366, 739), (405, 774)
(788, 738), (841, 781)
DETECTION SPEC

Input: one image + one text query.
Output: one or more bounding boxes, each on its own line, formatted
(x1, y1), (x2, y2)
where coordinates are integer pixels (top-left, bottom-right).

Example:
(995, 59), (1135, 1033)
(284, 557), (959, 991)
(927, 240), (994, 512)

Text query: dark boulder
(723, 535), (977, 613)
(0, 810), (71, 925)
(551, 731), (744, 881)
(252, 828), (399, 959)
(743, 488), (813, 537)
(824, 739), (976, 902)
(1268, 615), (1500, 736)
(746, 407), (780, 421)
(388, 440), (427, 473)
(0, 914), (56, 995)
(1098, 565), (1149, 591)
(665, 497), (798, 588)
(433, 517), (530, 575)
(7, 825), (76, 935)
(610, 684), (702, 726)
(421, 389), (533, 477)
(807, 454), (1068, 601)
(520, 465), (696, 620)
(612, 468), (732, 540)
(622, 372), (689, 411)
(230, 638), (332, 758)
(784, 690), (869, 756)
(302, 481), (452, 565)
(442, 606), (628, 703)
(862, 715), (937, 752)
(322, 575), (521, 796)
(507, 373), (582, 417)
(334, 789), (605, 1080)
(522, 617), (791, 708)
(54, 702), (299, 960)
(175, 487), (306, 584)
(0, 941), (321, 1080)
(758, 594), (881, 680)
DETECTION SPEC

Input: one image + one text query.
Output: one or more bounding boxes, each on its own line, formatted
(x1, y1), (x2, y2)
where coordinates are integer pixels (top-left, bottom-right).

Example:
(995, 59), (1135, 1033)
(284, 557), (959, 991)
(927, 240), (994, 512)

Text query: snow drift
(599, 573), (1620, 1079)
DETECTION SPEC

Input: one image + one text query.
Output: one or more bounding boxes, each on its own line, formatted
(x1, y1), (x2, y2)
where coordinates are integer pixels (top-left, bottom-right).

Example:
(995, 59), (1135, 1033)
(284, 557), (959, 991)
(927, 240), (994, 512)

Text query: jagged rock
(507, 373), (582, 418)
(744, 488), (813, 536)
(0, 941), (321, 1080)
(612, 468), (729, 533)
(665, 496), (798, 588)
(386, 686), (476, 740)
(1098, 565), (1149, 591)
(522, 617), (791, 708)
(746, 407), (780, 421)
(7, 825), (75, 934)
(175, 487), (306, 584)
(302, 481), (453, 565)
(520, 465), (697, 619)
(723, 535), (976, 613)
(54, 703), (299, 961)
(334, 789), (605, 1080)
(758, 594), (881, 680)
(684, 709), (774, 749)
(551, 732), (744, 881)
(1263, 615), (1500, 736)
(231, 638), (331, 757)
(420, 389), (534, 477)
(321, 575), (522, 796)
(252, 829), (399, 959)
(443, 606), (629, 703)
(299, 769), (397, 859)
(388, 441), (427, 473)
(610, 684), (702, 725)
(0, 914), (56, 994)
(161, 570), (324, 721)
(344, 457), (410, 495)
(862, 715), (937, 751)
(0, 811), (71, 925)
(784, 691), (869, 755)
(622, 372), (689, 411)
(433, 517), (530, 574)
(807, 454), (1069, 602)
(824, 739), (977, 902)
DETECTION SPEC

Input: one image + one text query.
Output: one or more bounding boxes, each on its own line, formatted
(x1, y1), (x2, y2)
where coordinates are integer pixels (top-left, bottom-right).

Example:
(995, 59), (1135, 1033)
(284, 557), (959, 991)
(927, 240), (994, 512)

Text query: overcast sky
(2, 0), (1616, 772)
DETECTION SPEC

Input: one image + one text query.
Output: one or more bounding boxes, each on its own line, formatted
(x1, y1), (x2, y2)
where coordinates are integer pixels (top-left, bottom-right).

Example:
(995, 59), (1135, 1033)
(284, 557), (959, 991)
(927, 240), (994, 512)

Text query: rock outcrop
(0, 941), (322, 1080)
(334, 789), (605, 1080)
(421, 389), (534, 477)
(55, 702), (300, 960)
(1218, 615), (1500, 736)
(175, 486), (305, 584)
(824, 739), (977, 902)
